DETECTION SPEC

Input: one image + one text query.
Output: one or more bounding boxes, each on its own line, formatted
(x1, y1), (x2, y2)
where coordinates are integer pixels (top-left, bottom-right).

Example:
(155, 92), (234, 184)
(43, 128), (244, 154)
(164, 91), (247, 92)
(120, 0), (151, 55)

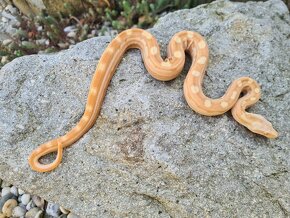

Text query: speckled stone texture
(0, 0), (290, 217)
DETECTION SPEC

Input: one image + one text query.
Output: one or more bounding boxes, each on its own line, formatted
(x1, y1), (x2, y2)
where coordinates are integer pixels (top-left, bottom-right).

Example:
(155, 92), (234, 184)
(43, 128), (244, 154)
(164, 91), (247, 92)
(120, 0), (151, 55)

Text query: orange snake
(28, 28), (278, 172)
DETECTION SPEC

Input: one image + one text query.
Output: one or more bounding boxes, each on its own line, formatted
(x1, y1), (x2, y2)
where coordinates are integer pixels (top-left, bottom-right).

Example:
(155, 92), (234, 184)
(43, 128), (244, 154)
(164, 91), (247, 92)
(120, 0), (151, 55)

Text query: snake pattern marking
(29, 28), (278, 172)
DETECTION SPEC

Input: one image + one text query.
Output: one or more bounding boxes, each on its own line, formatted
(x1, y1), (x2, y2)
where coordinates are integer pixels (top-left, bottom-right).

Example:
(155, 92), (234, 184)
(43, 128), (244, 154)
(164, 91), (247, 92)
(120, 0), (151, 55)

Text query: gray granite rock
(0, 4), (19, 42)
(0, 0), (290, 217)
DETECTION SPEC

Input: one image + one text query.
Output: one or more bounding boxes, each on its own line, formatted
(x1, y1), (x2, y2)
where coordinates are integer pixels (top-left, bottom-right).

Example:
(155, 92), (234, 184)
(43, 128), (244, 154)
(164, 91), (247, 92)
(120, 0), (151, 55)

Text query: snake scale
(29, 28), (278, 172)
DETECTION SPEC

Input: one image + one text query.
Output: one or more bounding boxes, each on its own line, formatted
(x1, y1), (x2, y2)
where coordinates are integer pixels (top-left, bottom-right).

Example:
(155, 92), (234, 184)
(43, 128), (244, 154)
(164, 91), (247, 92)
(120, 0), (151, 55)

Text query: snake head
(249, 114), (278, 139)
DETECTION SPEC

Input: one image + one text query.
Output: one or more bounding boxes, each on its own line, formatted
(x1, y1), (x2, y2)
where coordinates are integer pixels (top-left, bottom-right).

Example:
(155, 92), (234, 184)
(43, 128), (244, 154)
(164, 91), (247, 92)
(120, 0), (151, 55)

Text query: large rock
(0, 0), (290, 217)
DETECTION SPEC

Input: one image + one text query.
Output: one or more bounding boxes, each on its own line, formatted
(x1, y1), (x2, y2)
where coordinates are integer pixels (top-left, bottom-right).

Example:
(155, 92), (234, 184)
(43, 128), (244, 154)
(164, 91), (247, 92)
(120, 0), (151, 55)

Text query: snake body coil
(29, 28), (278, 172)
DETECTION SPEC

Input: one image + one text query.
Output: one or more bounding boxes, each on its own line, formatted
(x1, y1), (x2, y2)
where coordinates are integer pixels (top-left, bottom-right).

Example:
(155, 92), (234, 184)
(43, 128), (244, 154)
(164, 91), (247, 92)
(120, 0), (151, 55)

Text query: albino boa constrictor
(29, 28), (278, 172)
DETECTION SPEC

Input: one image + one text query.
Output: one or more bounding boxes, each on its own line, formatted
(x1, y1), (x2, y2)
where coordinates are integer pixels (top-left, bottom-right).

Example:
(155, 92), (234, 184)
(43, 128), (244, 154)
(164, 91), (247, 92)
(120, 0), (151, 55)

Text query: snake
(28, 28), (278, 172)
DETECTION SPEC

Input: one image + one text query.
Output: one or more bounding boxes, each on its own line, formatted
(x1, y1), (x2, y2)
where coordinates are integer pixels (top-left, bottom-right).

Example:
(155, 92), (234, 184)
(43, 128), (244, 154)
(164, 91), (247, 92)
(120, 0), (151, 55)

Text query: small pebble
(1, 187), (11, 197)
(35, 39), (46, 45)
(64, 25), (77, 33)
(25, 207), (40, 218)
(10, 186), (18, 196)
(67, 31), (76, 38)
(2, 11), (17, 20)
(111, 30), (118, 36)
(1, 17), (8, 23)
(21, 194), (31, 205)
(25, 200), (35, 211)
(46, 202), (61, 217)
(32, 195), (44, 209)
(57, 42), (69, 49)
(68, 39), (75, 44)
(91, 30), (96, 35)
(35, 210), (44, 218)
(1, 56), (8, 64)
(12, 21), (20, 28)
(0, 193), (16, 210)
(67, 212), (80, 218)
(12, 206), (26, 217)
(103, 21), (110, 26)
(2, 39), (12, 46)
(2, 199), (17, 217)
(18, 203), (26, 209)
(37, 26), (43, 31)
(5, 5), (17, 14)
(18, 188), (25, 195)
(60, 206), (69, 214)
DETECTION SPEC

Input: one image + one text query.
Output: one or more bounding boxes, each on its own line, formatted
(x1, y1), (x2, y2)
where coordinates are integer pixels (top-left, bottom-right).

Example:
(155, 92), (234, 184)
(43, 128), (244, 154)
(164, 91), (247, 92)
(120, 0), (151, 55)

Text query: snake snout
(264, 130), (278, 139)
(251, 120), (278, 139)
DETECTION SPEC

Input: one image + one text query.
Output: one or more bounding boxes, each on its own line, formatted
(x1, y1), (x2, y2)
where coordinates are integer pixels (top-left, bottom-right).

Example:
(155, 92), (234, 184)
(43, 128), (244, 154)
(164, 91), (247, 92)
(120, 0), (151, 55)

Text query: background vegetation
(0, 0), (289, 67)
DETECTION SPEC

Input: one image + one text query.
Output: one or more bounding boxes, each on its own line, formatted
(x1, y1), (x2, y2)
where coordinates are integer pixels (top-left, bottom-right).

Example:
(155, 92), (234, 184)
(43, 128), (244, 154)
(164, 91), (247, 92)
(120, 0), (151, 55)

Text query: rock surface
(0, 0), (290, 217)
(0, 5), (19, 42)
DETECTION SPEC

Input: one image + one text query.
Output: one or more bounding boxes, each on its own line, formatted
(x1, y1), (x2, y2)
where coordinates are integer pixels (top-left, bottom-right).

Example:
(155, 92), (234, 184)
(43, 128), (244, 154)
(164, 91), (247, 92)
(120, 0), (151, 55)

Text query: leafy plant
(3, 0), (288, 68)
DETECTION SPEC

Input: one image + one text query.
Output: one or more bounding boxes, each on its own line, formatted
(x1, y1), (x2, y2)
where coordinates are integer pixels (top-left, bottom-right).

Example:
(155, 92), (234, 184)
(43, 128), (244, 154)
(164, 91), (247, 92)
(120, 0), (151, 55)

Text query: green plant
(0, 0), (216, 67)
(4, 0), (287, 68)
(100, 0), (215, 31)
